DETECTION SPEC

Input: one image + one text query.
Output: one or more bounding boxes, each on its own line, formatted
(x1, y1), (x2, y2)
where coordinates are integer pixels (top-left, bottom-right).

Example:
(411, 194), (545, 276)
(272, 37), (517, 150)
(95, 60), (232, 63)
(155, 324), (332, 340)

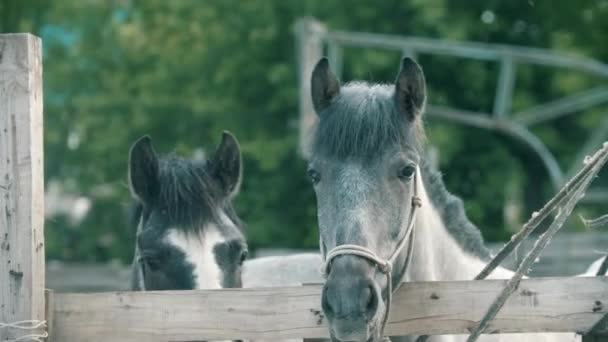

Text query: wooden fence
(49, 277), (608, 342)
(1, 33), (607, 342)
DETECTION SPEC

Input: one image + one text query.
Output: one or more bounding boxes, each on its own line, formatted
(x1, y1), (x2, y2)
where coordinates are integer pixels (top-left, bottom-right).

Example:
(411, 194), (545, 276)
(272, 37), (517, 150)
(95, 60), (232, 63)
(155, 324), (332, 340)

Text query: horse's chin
(329, 321), (382, 342)
(329, 335), (381, 342)
(326, 283), (388, 342)
(343, 335), (383, 342)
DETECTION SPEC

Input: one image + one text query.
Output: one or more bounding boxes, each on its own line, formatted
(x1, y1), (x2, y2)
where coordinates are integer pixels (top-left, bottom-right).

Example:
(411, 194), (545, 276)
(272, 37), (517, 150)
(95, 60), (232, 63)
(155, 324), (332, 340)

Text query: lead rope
(322, 171), (422, 338)
(0, 320), (48, 342)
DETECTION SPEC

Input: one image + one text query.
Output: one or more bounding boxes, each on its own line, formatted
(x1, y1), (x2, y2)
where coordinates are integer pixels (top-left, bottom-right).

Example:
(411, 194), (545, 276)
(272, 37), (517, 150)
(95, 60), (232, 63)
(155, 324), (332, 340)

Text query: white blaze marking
(167, 224), (227, 290)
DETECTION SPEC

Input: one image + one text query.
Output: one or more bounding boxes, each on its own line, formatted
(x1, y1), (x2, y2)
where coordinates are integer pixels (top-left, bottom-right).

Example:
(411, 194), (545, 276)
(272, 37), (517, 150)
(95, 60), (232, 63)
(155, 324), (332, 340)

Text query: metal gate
(296, 17), (608, 204)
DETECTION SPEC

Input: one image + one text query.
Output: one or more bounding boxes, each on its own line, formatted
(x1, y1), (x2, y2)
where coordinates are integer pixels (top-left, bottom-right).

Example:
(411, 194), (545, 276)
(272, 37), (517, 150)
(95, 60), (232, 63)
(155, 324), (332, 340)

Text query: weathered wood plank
(51, 277), (608, 341)
(0, 33), (44, 341)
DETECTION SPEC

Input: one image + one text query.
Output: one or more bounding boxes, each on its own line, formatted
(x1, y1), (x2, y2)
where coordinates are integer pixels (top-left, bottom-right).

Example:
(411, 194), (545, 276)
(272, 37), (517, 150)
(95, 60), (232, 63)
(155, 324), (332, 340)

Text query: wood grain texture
(50, 277), (608, 341)
(0, 33), (44, 341)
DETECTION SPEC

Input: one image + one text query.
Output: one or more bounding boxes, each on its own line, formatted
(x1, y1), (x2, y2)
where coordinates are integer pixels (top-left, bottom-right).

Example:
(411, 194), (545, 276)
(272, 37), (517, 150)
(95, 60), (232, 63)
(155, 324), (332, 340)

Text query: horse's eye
(239, 250), (248, 265)
(140, 249), (169, 272)
(398, 165), (416, 180)
(307, 168), (321, 184)
(144, 256), (162, 272)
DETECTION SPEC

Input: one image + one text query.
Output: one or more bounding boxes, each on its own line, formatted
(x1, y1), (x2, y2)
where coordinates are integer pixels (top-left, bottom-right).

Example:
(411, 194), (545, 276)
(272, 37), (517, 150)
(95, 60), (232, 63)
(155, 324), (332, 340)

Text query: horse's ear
(129, 135), (160, 204)
(395, 57), (426, 121)
(212, 131), (242, 198)
(311, 57), (340, 115)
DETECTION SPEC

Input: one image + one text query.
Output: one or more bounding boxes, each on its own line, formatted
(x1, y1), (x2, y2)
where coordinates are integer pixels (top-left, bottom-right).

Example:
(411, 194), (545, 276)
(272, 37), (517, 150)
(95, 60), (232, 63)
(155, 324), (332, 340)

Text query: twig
(475, 143), (608, 280)
(465, 177), (588, 341)
(465, 145), (608, 342)
(581, 213), (608, 229)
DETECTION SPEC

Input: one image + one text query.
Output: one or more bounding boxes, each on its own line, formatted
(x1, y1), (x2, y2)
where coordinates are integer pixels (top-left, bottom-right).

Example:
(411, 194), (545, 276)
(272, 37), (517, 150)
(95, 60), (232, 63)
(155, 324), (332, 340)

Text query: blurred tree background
(1, 0), (606, 263)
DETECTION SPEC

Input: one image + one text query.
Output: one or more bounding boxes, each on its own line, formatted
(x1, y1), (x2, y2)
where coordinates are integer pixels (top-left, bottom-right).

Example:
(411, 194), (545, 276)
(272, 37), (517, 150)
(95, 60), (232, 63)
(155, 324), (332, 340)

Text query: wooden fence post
(0, 33), (45, 341)
(295, 17), (326, 159)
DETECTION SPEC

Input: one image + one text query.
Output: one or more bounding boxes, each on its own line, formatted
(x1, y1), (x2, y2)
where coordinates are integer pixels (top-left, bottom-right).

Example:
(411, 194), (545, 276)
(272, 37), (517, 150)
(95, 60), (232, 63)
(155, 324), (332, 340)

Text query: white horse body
(583, 257), (605, 276)
(243, 253), (324, 287)
(405, 169), (580, 342)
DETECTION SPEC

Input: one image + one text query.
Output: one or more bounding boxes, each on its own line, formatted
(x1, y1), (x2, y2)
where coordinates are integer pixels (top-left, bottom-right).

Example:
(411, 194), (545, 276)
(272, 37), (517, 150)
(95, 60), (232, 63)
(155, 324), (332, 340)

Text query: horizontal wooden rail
(50, 276), (608, 341)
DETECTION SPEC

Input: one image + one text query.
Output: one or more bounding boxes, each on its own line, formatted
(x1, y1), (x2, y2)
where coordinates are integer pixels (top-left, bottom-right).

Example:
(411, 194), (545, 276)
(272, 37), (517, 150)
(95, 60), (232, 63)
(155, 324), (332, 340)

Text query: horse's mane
(421, 159), (491, 260)
(313, 82), (424, 159)
(130, 153), (242, 232)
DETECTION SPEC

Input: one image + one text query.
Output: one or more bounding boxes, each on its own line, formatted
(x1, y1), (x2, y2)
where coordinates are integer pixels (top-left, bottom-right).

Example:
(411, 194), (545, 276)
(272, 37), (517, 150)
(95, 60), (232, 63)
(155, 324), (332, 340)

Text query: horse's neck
(405, 176), (512, 282)
(400, 178), (578, 342)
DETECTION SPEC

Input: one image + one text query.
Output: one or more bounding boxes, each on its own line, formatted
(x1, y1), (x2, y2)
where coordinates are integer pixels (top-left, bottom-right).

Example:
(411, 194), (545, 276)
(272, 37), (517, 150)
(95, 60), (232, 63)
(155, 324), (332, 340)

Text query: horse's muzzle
(322, 256), (382, 342)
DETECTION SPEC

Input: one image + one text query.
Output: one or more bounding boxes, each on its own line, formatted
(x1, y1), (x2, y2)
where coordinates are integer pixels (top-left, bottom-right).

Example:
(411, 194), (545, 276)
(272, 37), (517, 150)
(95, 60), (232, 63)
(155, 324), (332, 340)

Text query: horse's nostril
(364, 284), (378, 318)
(322, 285), (334, 316)
(359, 285), (371, 310)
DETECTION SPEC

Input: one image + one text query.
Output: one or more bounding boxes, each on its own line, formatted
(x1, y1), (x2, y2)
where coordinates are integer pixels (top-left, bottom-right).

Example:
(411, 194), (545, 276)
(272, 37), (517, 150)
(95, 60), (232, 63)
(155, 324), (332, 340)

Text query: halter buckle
(379, 261), (392, 274)
(412, 196), (422, 208)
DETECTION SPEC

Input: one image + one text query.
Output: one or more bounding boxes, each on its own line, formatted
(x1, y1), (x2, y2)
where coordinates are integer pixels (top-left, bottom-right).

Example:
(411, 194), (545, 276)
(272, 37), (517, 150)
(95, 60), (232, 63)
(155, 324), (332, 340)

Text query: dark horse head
(128, 132), (248, 291)
(308, 58), (426, 342)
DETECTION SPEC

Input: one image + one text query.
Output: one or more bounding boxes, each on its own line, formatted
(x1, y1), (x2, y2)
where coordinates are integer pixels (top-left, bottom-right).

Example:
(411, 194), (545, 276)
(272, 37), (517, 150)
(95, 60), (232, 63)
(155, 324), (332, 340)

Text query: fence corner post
(295, 17), (326, 159)
(0, 33), (45, 341)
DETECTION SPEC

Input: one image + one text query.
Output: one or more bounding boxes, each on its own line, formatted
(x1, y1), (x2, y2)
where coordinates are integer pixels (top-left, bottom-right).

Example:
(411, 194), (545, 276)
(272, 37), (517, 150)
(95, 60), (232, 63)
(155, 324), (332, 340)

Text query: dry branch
(416, 142), (608, 342)
(582, 213), (608, 229)
(465, 143), (608, 342)
(476, 143), (608, 280)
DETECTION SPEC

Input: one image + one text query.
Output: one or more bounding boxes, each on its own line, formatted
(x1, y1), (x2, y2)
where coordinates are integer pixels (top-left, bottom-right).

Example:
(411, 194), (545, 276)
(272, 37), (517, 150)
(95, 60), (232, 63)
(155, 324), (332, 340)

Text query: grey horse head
(308, 57), (426, 342)
(128, 132), (248, 291)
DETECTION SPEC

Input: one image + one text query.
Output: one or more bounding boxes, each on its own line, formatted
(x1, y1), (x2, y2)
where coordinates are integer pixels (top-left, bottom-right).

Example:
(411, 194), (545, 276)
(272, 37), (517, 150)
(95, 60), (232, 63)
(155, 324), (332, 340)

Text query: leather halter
(322, 169), (422, 338)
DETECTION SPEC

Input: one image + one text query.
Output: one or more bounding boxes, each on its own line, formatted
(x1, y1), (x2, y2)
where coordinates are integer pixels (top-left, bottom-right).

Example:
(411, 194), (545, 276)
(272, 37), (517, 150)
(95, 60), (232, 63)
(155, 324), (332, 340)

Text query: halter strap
(322, 169), (422, 338)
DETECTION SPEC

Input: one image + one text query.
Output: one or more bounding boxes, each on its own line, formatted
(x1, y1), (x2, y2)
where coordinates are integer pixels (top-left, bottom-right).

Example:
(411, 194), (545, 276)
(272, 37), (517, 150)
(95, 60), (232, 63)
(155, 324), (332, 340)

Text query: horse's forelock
(312, 82), (423, 160)
(156, 154), (226, 230)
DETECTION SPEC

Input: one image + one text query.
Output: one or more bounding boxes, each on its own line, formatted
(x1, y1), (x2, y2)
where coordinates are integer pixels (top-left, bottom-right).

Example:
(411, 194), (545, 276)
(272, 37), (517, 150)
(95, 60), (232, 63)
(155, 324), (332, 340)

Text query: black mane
(421, 159), (491, 259)
(157, 154), (220, 227)
(131, 153), (241, 232)
(313, 82), (423, 160)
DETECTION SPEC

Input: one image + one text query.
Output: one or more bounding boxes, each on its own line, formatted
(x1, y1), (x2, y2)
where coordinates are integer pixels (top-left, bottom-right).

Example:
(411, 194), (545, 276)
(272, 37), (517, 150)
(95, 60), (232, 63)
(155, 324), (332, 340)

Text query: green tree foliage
(1, 0), (606, 262)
